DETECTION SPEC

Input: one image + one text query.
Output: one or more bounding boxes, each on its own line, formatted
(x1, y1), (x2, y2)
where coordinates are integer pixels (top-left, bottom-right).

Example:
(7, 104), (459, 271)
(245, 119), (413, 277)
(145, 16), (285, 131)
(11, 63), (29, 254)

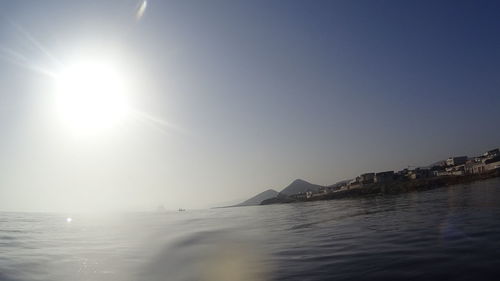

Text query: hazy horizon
(1, 0), (500, 212)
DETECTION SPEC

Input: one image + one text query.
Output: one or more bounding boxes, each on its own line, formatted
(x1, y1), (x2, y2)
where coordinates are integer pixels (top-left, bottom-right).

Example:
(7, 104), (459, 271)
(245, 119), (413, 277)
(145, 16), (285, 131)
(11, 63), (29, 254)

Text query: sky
(0, 0), (499, 212)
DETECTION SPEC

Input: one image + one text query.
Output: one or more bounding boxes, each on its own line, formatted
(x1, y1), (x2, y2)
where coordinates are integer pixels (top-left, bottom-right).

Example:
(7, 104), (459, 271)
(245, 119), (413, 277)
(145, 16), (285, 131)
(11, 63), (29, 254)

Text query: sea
(2, 178), (500, 281)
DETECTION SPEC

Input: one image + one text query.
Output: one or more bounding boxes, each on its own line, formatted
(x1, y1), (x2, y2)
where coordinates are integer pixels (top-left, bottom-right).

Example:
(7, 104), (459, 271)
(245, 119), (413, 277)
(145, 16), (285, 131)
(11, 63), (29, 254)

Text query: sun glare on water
(54, 60), (130, 135)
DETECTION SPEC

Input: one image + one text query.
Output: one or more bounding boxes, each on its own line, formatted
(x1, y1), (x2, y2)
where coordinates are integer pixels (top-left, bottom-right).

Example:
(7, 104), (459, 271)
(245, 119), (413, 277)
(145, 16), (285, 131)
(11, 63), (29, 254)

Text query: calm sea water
(2, 178), (500, 281)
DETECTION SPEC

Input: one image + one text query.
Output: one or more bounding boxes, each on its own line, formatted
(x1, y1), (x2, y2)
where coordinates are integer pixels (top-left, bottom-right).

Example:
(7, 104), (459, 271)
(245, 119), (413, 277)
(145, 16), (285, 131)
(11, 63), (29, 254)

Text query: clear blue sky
(0, 0), (499, 211)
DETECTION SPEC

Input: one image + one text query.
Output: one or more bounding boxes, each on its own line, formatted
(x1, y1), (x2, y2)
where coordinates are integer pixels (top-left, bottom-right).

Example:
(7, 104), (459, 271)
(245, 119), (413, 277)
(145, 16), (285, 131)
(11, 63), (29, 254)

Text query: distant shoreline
(222, 148), (500, 208)
(260, 171), (500, 205)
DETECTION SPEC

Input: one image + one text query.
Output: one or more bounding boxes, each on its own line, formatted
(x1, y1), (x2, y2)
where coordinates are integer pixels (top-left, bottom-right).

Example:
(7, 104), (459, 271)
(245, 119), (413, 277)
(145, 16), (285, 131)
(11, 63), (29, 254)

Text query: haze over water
(2, 0), (500, 212)
(2, 178), (500, 281)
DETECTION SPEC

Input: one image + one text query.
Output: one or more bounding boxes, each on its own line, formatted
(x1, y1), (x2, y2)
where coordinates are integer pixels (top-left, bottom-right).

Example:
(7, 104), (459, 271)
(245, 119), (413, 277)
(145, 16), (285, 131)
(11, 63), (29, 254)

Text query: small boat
(178, 208), (186, 212)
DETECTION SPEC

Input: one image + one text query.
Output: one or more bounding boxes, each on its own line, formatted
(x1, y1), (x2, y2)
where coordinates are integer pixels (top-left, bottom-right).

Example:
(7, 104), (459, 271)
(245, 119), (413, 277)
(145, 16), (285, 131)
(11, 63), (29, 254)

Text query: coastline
(261, 170), (500, 205)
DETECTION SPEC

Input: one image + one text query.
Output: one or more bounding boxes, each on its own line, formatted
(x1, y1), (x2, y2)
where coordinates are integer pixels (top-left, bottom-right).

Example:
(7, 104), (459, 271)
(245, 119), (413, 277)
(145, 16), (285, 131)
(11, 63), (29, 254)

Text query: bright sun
(54, 60), (130, 135)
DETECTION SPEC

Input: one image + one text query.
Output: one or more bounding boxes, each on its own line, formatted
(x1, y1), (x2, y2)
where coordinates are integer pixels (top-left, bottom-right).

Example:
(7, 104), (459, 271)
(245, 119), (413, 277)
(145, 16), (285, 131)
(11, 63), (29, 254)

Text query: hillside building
(446, 156), (468, 167)
(374, 171), (395, 183)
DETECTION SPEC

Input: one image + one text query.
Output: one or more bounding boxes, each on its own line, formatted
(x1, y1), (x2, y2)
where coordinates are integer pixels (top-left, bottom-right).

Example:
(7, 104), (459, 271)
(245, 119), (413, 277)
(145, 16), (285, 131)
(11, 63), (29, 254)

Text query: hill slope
(279, 179), (324, 196)
(236, 189), (279, 206)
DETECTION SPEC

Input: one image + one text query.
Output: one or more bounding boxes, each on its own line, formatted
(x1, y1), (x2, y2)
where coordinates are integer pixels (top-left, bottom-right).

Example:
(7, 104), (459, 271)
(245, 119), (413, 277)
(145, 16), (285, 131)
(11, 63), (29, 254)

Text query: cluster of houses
(288, 148), (500, 200)
(464, 149), (500, 175)
(328, 148), (500, 193)
(433, 149), (500, 177)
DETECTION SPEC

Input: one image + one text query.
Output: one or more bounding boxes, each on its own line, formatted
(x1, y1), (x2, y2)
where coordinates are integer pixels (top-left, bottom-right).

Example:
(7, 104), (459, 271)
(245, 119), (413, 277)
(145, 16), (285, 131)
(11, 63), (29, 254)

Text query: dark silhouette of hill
(279, 179), (324, 196)
(224, 179), (325, 208)
(235, 189), (279, 206)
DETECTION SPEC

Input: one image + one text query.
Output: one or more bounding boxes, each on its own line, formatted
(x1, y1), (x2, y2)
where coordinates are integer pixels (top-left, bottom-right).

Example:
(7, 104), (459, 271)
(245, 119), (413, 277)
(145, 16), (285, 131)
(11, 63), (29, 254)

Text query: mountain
(225, 179), (325, 208)
(279, 179), (324, 196)
(236, 189), (279, 206)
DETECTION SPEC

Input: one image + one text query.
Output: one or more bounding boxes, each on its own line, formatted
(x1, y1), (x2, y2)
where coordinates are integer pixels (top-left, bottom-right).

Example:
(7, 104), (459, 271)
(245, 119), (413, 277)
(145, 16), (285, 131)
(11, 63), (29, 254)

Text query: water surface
(2, 178), (500, 281)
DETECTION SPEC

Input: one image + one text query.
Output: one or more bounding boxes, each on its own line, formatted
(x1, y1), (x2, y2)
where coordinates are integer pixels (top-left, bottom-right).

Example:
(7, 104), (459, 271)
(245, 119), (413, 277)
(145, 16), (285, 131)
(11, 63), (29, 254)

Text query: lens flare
(136, 0), (147, 20)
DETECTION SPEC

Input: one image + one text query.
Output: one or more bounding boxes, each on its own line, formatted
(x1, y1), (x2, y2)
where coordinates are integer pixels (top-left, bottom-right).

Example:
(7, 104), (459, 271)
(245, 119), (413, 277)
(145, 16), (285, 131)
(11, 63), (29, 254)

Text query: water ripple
(1, 179), (500, 281)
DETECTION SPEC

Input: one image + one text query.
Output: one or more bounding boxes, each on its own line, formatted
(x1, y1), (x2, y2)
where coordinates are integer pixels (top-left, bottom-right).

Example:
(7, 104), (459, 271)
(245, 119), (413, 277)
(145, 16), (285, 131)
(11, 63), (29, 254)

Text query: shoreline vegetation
(228, 147), (500, 207)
